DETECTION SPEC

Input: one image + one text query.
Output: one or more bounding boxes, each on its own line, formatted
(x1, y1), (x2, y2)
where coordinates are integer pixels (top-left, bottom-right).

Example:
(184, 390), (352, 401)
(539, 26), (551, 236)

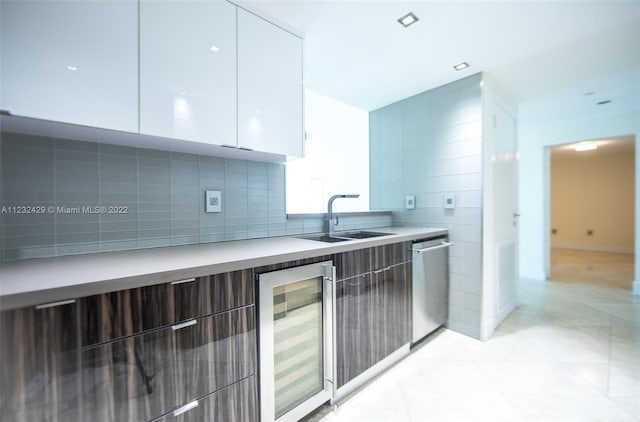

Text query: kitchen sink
(300, 234), (353, 243)
(338, 231), (393, 239)
(299, 231), (393, 243)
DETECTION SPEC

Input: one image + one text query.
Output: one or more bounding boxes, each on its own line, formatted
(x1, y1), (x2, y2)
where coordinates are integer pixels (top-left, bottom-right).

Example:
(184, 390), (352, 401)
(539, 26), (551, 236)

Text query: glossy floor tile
(307, 277), (640, 421)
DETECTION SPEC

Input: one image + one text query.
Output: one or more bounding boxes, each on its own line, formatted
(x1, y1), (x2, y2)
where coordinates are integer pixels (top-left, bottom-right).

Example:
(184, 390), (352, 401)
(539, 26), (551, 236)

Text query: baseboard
(633, 281), (640, 296)
(521, 270), (547, 281)
(333, 343), (410, 402)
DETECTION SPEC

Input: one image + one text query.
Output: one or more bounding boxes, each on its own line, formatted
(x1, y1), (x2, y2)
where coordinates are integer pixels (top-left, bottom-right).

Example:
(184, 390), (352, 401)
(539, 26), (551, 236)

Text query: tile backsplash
(369, 73), (483, 339)
(0, 132), (390, 261)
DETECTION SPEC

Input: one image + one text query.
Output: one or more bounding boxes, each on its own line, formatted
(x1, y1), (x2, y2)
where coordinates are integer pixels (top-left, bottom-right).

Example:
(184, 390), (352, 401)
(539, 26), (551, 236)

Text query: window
(286, 89), (369, 214)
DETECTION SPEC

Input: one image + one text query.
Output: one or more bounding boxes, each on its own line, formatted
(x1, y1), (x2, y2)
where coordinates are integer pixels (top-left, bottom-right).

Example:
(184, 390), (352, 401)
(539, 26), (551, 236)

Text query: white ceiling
(551, 135), (635, 158)
(246, 0), (640, 112)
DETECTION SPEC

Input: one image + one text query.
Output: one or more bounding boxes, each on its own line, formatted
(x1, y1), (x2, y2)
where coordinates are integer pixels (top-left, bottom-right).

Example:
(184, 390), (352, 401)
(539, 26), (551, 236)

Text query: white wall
(370, 74), (485, 339)
(518, 110), (640, 292)
(286, 89), (369, 214)
(551, 151), (635, 254)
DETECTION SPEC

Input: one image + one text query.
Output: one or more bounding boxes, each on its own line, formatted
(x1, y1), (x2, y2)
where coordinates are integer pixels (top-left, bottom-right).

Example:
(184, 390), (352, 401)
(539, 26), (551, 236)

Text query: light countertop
(0, 227), (446, 310)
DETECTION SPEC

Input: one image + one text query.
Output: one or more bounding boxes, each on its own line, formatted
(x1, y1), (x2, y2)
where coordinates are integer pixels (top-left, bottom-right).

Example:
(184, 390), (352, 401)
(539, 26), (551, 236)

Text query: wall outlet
(205, 190), (222, 213)
(405, 195), (416, 209)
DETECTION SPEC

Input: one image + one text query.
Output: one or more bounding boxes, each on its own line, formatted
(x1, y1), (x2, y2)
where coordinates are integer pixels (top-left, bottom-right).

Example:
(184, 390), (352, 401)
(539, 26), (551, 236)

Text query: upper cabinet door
(140, 0), (237, 147)
(0, 0), (138, 132)
(237, 9), (303, 157)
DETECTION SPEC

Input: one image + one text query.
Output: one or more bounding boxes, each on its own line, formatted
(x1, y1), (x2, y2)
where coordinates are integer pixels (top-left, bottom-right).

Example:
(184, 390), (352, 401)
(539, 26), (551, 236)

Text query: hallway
(310, 278), (640, 421)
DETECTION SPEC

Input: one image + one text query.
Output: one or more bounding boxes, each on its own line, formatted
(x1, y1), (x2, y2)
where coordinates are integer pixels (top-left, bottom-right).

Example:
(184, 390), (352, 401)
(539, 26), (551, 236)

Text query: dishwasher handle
(413, 242), (454, 253)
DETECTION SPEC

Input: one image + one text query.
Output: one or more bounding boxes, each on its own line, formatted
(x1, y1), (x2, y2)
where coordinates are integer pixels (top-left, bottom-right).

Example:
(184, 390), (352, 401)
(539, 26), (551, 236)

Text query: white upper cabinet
(237, 8), (304, 157)
(0, 0), (138, 132)
(139, 0), (237, 147)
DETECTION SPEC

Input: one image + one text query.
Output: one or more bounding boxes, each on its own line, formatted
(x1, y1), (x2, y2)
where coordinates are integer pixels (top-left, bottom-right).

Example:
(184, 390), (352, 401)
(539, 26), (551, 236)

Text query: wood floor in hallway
(551, 248), (635, 290)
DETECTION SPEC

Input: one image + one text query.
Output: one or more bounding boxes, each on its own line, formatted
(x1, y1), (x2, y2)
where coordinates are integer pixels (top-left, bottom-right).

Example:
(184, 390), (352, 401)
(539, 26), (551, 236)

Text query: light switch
(205, 190), (222, 213)
(406, 195), (415, 210)
(444, 193), (455, 209)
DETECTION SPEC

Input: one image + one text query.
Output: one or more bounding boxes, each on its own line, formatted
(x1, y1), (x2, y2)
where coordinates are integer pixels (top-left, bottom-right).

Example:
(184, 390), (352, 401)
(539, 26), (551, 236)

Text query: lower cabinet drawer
(80, 306), (256, 421)
(79, 269), (255, 347)
(156, 376), (258, 422)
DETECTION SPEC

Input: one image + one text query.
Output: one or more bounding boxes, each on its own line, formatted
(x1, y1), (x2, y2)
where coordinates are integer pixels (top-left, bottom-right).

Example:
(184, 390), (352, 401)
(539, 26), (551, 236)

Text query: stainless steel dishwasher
(412, 237), (452, 343)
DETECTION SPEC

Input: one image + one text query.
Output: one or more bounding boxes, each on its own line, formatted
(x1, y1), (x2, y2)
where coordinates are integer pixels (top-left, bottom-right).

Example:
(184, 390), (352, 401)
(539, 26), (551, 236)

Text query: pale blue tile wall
(370, 73), (483, 339)
(0, 131), (391, 260)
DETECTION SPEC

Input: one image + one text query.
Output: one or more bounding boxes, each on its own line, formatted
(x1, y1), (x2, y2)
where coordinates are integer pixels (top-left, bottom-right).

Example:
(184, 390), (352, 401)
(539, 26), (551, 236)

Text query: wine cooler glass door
(259, 261), (335, 422)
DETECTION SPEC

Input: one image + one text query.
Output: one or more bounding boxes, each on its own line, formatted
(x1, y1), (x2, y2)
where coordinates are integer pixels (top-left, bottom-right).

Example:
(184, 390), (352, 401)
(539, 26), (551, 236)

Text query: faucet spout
(327, 194), (360, 236)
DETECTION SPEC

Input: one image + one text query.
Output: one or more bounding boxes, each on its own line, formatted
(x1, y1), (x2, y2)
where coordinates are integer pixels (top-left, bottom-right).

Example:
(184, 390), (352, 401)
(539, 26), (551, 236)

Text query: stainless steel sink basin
(338, 231), (393, 239)
(300, 234), (353, 243)
(299, 231), (393, 243)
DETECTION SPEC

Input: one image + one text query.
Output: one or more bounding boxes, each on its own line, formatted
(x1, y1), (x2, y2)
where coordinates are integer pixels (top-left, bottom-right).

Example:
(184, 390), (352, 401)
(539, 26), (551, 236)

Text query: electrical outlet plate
(444, 193), (455, 209)
(205, 190), (222, 213)
(406, 195), (415, 209)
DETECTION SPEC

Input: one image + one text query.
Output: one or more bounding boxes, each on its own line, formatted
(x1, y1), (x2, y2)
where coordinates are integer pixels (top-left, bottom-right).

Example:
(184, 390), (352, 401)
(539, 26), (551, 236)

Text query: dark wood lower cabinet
(376, 263), (412, 357)
(336, 262), (411, 388)
(1, 242), (413, 421)
(336, 273), (375, 387)
(0, 302), (80, 422)
(155, 376), (258, 422)
(80, 306), (256, 421)
(79, 270), (254, 347)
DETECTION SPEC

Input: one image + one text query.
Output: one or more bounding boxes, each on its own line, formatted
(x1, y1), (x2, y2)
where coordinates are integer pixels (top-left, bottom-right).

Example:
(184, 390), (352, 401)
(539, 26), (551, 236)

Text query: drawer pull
(171, 278), (196, 285)
(35, 299), (76, 309)
(173, 400), (199, 417)
(171, 319), (197, 331)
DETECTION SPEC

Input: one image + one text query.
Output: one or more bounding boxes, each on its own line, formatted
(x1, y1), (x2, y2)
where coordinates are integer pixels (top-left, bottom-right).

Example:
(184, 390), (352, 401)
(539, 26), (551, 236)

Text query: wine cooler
(258, 261), (335, 422)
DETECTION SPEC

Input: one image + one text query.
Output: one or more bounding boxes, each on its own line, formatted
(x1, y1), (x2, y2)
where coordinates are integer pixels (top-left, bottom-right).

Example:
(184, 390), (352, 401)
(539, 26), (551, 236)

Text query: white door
(1, 0), (138, 132)
(139, 0), (237, 146)
(237, 9), (303, 157)
(492, 105), (519, 322)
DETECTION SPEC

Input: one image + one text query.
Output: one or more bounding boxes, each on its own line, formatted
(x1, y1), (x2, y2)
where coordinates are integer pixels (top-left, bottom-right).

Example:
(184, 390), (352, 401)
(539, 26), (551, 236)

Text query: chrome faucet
(327, 194), (360, 236)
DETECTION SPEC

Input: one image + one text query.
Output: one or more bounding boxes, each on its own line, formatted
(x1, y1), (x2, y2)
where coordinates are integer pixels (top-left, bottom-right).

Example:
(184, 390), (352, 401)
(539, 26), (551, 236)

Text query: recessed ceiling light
(583, 91), (595, 96)
(398, 12), (419, 28)
(575, 143), (598, 152)
(453, 62), (469, 71)
(66, 65), (77, 71)
(209, 45), (220, 53)
(597, 100), (611, 105)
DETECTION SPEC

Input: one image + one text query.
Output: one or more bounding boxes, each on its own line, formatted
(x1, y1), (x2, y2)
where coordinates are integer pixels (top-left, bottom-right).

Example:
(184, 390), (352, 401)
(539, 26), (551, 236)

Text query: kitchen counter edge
(0, 227), (447, 310)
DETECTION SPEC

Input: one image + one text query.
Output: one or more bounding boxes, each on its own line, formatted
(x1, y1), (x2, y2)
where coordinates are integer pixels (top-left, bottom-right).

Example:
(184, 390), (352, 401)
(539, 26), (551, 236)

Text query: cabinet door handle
(171, 278), (196, 285)
(414, 242), (454, 253)
(373, 266), (393, 274)
(171, 319), (197, 331)
(173, 400), (199, 417)
(35, 299), (76, 309)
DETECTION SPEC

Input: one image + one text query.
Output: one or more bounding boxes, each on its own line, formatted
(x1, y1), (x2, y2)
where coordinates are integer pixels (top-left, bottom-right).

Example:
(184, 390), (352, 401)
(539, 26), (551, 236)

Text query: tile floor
(307, 255), (639, 421)
(551, 248), (634, 290)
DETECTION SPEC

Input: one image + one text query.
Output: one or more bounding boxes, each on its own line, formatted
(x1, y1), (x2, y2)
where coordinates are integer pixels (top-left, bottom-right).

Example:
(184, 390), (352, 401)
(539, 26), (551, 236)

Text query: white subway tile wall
(0, 132), (391, 260)
(370, 73), (483, 339)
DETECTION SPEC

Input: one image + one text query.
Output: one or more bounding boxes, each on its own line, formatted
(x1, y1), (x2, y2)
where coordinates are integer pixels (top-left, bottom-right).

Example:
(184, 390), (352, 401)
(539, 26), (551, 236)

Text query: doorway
(547, 136), (635, 289)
